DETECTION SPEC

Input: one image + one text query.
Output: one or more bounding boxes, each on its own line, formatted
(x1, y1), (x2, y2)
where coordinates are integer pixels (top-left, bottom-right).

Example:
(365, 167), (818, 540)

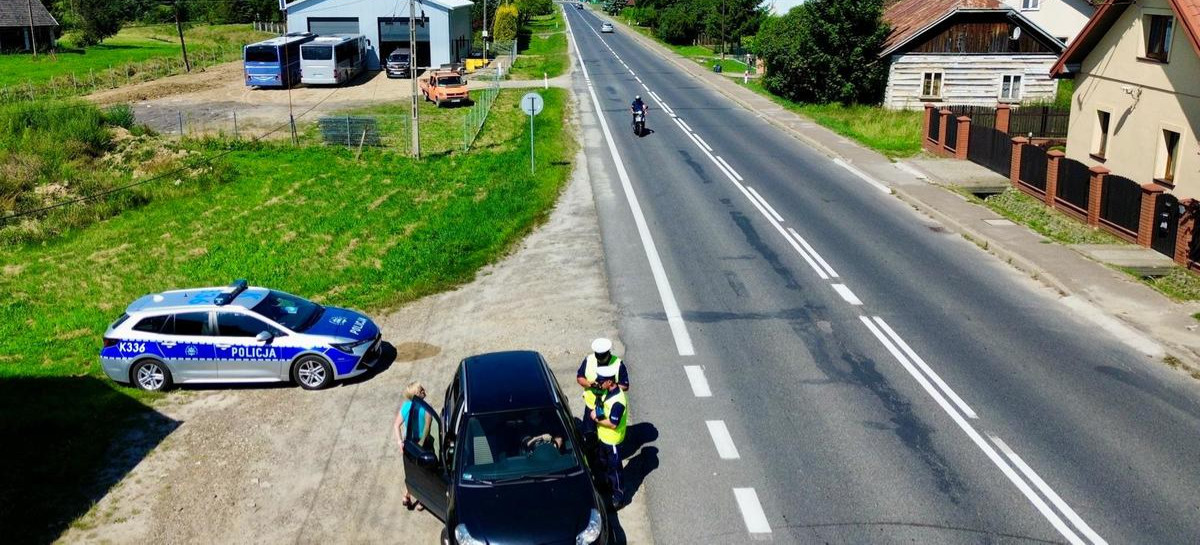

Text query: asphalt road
(563, 6), (1200, 544)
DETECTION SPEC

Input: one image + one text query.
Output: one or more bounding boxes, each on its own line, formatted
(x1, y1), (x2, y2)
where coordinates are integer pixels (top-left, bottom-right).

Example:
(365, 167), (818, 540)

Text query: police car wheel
(293, 355), (333, 390)
(132, 359), (172, 392)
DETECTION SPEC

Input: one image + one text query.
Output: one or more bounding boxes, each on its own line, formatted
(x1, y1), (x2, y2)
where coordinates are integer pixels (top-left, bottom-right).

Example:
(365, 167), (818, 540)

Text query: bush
(103, 104), (136, 130)
(623, 6), (658, 27)
(494, 4), (520, 43)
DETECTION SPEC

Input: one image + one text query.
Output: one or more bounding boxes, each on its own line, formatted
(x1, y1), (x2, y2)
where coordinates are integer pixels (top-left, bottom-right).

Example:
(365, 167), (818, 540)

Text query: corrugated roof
(1051, 0), (1200, 76)
(0, 0), (58, 28)
(883, 0), (1004, 53)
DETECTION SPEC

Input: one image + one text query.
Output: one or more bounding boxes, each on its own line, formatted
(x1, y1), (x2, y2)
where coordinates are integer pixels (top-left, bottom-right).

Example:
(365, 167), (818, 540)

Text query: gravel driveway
(57, 138), (654, 543)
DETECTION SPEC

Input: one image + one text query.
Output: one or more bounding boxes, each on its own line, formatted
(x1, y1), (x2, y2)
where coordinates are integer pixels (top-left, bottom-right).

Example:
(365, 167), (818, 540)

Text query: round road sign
(521, 92), (545, 116)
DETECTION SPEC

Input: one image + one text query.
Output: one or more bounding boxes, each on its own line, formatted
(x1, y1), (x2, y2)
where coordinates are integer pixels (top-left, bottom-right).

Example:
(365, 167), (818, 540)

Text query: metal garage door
(308, 17), (360, 36)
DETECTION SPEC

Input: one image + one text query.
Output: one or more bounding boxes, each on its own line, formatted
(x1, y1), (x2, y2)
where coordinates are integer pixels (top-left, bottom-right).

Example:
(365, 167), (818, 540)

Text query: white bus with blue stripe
(243, 32), (315, 88)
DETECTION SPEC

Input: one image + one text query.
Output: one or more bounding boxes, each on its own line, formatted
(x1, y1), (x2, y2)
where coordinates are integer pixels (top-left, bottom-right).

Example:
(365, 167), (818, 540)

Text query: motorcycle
(631, 110), (645, 136)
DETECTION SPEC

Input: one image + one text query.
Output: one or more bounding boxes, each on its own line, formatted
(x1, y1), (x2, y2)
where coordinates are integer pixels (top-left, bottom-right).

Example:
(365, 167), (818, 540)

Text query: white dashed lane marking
(684, 365), (712, 397)
(733, 488), (772, 535)
(706, 420), (741, 459)
(831, 284), (862, 305)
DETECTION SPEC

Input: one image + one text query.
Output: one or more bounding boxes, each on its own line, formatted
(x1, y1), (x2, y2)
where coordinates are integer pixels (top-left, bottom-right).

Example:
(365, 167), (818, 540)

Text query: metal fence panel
(1056, 158), (1091, 211)
(927, 110), (940, 141)
(944, 114), (958, 152)
(1099, 174), (1141, 234)
(1019, 145), (1048, 192)
(967, 125), (1011, 176)
(1153, 193), (1180, 258)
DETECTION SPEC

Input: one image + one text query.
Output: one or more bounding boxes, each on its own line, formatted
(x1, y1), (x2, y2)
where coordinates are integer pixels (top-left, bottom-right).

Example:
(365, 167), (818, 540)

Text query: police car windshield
(460, 408), (579, 483)
(250, 291), (323, 332)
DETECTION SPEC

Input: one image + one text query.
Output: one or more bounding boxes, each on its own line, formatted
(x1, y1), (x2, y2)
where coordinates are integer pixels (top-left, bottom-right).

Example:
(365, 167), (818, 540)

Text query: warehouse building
(285, 0), (474, 71)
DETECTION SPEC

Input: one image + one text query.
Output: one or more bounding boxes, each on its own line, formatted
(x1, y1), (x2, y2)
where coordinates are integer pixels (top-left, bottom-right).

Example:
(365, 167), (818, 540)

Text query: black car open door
(402, 397), (450, 520)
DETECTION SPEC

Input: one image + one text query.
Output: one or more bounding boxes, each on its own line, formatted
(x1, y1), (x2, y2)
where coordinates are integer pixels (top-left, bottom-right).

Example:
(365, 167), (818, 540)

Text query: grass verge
(745, 81), (922, 158)
(511, 12), (569, 79)
(979, 188), (1121, 245)
(0, 87), (573, 543)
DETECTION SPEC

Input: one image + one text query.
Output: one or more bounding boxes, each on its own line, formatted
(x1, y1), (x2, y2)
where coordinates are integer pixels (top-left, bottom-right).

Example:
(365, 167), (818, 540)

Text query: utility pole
(720, 0), (726, 60)
(409, 0), (421, 158)
(482, 0), (489, 60)
(173, 0), (191, 72)
(26, 0), (36, 55)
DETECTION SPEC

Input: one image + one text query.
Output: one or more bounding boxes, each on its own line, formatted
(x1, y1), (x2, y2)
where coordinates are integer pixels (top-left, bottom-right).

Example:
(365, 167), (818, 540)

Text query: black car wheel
(292, 355), (334, 390)
(131, 359), (172, 392)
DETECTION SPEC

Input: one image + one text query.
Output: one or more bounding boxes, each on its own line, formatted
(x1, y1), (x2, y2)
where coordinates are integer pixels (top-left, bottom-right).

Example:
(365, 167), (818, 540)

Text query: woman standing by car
(394, 381), (432, 511)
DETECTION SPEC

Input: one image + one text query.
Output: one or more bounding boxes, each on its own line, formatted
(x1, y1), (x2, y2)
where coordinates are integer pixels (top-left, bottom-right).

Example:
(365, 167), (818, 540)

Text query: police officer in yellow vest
(576, 338), (629, 441)
(590, 364), (630, 509)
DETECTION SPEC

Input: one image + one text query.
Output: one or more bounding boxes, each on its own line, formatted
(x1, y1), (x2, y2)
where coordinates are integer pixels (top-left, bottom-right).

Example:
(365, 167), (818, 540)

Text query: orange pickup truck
(419, 69), (470, 107)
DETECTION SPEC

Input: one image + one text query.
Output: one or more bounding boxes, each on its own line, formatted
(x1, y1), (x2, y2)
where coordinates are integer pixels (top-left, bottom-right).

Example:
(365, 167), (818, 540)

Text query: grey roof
(0, 0), (58, 28)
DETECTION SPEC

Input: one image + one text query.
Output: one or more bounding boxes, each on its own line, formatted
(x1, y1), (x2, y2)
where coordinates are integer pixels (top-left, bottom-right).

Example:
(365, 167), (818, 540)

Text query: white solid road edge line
(833, 158), (892, 194)
(715, 156), (744, 181)
(568, 6), (695, 356)
(859, 316), (1088, 545)
(990, 435), (1109, 545)
(746, 187), (782, 222)
(787, 228), (839, 278)
(705, 420), (741, 459)
(684, 365), (712, 397)
(733, 488), (772, 535)
(872, 317), (978, 420)
(831, 284), (863, 305)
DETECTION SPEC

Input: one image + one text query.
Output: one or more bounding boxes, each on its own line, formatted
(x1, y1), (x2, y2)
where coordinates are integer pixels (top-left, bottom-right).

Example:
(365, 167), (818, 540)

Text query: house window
(1022, 0), (1040, 10)
(1093, 110), (1111, 158)
(1144, 15), (1173, 62)
(999, 74), (1023, 101)
(921, 72), (943, 98)
(1160, 129), (1181, 182)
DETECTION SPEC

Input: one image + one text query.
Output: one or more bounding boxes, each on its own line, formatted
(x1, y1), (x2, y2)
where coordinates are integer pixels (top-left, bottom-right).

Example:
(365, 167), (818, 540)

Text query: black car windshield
(460, 408), (579, 482)
(438, 76), (463, 85)
(250, 291), (323, 331)
(388, 52), (409, 62)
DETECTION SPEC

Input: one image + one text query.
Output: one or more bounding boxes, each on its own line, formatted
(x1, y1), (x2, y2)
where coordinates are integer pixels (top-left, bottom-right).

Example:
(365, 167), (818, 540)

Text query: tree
(655, 4), (697, 44)
(755, 0), (889, 104)
(493, 3), (520, 43)
(700, 0), (766, 55)
(73, 0), (125, 46)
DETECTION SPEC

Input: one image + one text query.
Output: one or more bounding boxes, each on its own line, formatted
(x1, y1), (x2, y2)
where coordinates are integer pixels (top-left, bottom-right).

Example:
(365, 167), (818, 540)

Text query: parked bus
(243, 32), (315, 88)
(300, 35), (368, 86)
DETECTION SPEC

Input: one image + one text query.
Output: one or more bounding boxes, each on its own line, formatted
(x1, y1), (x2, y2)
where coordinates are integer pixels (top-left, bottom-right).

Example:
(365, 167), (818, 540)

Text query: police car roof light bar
(214, 279), (249, 306)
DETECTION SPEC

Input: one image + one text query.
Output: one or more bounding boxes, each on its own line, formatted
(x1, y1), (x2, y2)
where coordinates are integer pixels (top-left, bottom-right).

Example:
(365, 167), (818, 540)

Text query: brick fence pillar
(1136, 184), (1165, 247)
(1087, 165), (1109, 227)
(955, 116), (971, 160)
(938, 109), (951, 157)
(923, 103), (936, 153)
(1045, 150), (1064, 207)
(1010, 137), (1028, 186)
(995, 103), (1011, 133)
(1176, 198), (1198, 266)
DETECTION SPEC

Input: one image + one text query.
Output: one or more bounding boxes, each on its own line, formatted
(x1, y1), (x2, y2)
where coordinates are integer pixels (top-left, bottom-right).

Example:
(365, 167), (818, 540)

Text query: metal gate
(308, 17), (361, 36)
(1018, 145), (1047, 192)
(1099, 174), (1141, 235)
(1152, 193), (1180, 258)
(967, 125), (1010, 176)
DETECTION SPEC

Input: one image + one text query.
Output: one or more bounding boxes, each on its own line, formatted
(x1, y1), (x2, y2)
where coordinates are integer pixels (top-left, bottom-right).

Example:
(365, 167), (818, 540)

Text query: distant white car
(600, 23), (614, 33)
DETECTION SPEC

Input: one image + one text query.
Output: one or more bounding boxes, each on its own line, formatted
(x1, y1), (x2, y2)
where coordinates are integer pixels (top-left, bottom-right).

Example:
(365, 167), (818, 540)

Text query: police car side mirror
(255, 331), (274, 343)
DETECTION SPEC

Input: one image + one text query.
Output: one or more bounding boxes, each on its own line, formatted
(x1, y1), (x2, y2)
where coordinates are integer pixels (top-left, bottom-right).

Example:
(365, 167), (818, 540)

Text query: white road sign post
(521, 92), (544, 174)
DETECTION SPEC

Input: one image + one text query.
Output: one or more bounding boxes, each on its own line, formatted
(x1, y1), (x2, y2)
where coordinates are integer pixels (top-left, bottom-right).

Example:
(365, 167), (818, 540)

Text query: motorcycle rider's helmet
(635, 95), (641, 100)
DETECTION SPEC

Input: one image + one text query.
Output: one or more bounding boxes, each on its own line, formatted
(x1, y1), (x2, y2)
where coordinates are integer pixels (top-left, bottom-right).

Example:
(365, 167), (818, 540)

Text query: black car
(385, 49), (412, 78)
(403, 351), (610, 545)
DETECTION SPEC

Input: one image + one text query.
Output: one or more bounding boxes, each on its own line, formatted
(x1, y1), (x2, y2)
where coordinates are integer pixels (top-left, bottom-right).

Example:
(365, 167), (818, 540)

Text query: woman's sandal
(402, 497), (416, 511)
(415, 503), (425, 512)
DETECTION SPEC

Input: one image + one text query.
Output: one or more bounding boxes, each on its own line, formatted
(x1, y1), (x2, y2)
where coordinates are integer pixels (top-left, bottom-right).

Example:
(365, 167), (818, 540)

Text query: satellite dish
(1011, 27), (1022, 40)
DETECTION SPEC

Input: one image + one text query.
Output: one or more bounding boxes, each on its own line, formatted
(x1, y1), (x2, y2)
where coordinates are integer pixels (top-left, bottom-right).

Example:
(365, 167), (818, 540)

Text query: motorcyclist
(630, 95), (647, 119)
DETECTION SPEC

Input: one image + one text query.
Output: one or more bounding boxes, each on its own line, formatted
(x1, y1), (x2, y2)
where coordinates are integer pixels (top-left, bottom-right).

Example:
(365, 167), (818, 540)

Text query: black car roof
(463, 351), (557, 414)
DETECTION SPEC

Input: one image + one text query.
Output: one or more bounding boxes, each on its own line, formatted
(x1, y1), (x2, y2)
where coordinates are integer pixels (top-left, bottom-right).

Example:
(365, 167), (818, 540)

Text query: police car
(100, 280), (383, 392)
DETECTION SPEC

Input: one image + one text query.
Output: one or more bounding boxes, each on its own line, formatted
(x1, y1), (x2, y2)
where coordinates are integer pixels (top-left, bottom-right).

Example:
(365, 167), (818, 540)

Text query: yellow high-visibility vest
(581, 355), (623, 409)
(597, 390), (629, 446)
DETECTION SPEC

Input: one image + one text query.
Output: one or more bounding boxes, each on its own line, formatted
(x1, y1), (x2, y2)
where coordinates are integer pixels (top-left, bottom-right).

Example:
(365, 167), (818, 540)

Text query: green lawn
(979, 188), (1122, 245)
(0, 88), (572, 543)
(511, 12), (569, 79)
(0, 24), (272, 98)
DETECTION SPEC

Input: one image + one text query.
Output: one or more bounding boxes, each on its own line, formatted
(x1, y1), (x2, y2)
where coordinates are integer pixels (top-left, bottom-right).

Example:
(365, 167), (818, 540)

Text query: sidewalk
(603, 15), (1200, 367)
